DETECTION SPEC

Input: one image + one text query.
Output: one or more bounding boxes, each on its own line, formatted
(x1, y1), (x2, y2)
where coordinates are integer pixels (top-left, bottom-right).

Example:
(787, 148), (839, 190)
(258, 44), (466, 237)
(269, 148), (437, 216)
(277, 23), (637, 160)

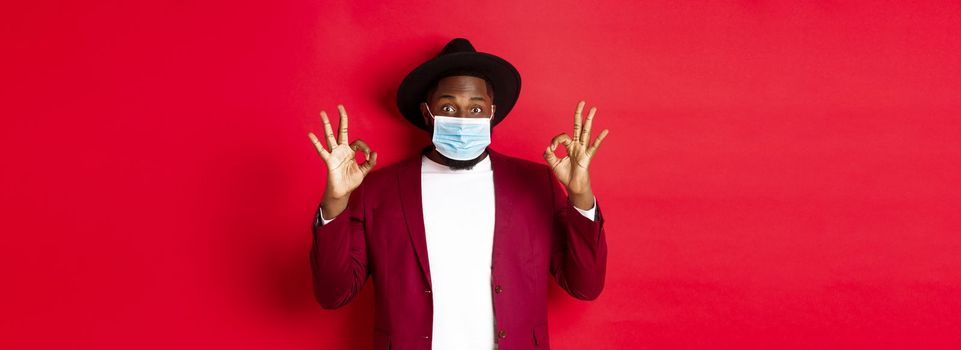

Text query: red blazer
(310, 147), (608, 350)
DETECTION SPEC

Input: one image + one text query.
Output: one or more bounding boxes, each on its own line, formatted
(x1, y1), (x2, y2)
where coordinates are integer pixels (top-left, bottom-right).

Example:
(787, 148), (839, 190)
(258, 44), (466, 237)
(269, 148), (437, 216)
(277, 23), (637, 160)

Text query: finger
(349, 139), (371, 161)
(307, 132), (330, 160)
(320, 111), (337, 149)
(543, 145), (560, 167)
(550, 133), (573, 151)
(359, 151), (378, 176)
(337, 104), (349, 145)
(572, 101), (585, 143)
(581, 106), (596, 144)
(587, 129), (610, 157)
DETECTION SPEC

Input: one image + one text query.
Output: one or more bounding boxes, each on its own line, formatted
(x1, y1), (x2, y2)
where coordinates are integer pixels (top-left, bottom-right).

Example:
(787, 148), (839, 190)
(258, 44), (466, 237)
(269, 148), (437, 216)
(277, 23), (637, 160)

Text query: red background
(2, 1), (960, 349)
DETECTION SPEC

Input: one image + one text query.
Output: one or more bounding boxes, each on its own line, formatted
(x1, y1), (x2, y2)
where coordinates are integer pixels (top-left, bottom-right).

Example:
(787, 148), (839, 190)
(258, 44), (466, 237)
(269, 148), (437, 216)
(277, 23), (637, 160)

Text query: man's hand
(543, 100), (609, 210)
(308, 104), (377, 219)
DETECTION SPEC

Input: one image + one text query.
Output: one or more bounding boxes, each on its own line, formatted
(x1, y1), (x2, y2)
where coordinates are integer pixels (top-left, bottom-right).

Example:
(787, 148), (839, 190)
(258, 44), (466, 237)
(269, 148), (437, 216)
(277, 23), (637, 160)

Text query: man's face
(420, 75), (494, 128)
(420, 75), (495, 170)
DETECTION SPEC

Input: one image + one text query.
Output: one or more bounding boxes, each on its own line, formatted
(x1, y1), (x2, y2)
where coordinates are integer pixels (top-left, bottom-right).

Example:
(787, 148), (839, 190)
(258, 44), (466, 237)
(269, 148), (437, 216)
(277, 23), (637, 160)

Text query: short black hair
(424, 68), (495, 101)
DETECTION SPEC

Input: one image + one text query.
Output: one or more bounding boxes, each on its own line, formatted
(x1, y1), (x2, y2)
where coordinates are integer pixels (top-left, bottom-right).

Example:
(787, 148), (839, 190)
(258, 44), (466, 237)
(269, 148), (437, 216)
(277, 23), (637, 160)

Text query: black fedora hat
(396, 38), (521, 131)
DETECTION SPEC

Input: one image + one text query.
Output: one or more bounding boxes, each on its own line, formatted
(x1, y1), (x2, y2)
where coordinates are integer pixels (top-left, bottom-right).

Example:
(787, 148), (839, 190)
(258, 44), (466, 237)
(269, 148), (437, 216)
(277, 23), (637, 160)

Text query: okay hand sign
(307, 105), (377, 200)
(543, 101), (609, 199)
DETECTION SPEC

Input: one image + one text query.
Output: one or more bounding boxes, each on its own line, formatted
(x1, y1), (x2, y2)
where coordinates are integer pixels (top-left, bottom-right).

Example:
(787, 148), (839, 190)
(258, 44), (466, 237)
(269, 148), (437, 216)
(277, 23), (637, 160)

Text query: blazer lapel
(488, 149), (516, 268)
(397, 154), (432, 288)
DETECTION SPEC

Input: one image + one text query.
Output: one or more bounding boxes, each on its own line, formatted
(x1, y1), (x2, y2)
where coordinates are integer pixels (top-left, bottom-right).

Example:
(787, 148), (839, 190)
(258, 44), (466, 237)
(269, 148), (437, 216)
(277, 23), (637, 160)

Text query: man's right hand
(308, 104), (377, 219)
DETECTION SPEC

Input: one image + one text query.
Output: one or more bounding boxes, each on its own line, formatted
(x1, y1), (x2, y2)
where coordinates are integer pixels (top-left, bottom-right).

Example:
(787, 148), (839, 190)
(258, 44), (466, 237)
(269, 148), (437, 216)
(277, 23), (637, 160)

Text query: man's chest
(420, 172), (496, 265)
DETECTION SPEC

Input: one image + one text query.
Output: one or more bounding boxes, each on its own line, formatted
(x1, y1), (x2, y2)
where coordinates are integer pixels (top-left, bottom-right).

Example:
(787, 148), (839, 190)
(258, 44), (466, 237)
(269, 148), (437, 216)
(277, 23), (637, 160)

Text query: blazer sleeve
(548, 167), (608, 301)
(309, 182), (369, 310)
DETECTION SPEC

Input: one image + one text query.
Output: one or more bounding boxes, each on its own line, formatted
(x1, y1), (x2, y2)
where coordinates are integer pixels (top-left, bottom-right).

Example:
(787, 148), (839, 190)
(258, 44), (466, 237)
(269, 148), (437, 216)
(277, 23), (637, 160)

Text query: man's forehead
(436, 94), (488, 101)
(436, 75), (486, 87)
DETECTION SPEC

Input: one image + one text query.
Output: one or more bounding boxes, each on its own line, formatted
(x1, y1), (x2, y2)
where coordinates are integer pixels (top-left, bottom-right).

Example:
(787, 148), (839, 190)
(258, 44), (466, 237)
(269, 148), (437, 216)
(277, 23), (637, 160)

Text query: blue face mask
(425, 103), (493, 161)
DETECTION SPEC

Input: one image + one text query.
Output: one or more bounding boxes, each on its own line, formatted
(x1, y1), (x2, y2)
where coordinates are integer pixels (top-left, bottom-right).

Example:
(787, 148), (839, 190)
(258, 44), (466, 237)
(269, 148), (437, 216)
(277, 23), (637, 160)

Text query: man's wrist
(569, 190), (595, 211)
(320, 193), (349, 219)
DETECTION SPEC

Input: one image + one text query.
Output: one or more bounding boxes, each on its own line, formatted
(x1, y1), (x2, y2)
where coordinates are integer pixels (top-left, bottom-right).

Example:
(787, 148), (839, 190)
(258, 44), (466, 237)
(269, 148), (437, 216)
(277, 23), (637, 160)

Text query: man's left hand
(544, 100), (610, 210)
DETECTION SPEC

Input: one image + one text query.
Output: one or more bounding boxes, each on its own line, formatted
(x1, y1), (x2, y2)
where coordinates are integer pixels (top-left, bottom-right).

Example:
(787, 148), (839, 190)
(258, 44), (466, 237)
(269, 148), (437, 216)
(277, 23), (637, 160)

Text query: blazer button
(424, 289), (431, 294)
(497, 329), (507, 339)
(494, 285), (503, 294)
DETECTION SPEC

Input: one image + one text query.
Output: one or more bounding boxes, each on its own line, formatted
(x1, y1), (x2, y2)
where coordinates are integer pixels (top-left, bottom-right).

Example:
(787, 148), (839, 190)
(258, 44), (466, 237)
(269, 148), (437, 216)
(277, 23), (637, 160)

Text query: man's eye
(470, 107), (482, 113)
(442, 105), (455, 112)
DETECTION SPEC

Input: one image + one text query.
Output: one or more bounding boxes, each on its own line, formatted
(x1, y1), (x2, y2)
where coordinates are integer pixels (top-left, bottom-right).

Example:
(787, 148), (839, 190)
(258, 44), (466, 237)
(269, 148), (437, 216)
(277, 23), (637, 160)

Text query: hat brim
(396, 51), (521, 131)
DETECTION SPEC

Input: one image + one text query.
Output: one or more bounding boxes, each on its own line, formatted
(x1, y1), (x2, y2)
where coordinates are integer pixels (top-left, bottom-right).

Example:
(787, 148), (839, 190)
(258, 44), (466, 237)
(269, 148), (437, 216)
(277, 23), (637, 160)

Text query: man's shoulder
(361, 152), (421, 186)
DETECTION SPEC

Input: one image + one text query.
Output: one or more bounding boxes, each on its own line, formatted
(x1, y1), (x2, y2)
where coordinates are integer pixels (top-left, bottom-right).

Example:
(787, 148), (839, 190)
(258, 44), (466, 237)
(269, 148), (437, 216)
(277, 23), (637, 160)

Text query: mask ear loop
(424, 102), (436, 120)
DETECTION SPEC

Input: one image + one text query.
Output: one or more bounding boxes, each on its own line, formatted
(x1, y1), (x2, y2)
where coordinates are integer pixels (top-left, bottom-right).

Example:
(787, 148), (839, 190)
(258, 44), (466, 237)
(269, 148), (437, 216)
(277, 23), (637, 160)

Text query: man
(307, 38), (610, 350)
